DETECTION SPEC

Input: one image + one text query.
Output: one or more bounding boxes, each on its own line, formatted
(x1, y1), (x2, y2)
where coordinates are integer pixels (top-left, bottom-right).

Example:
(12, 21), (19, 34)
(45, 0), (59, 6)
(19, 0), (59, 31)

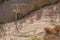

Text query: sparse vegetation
(33, 0), (52, 10)
(44, 0), (52, 6)
(12, 4), (24, 20)
(27, 35), (44, 40)
(0, 0), (9, 4)
(41, 0), (52, 8)
(0, 19), (5, 24)
(0, 0), (5, 4)
(34, 5), (41, 10)
(12, 4), (23, 32)
(12, 4), (23, 20)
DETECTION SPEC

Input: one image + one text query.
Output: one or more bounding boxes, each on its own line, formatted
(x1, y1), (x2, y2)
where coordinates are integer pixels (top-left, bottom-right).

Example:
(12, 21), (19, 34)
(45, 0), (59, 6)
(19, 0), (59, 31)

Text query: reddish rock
(54, 25), (60, 31)
(44, 34), (60, 40)
(44, 27), (58, 35)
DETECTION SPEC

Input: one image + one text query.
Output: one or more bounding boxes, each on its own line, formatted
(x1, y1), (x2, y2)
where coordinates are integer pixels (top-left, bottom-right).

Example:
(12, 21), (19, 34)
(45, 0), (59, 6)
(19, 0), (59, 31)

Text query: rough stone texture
(48, 0), (58, 3)
(0, 3), (60, 40)
(0, 0), (47, 22)
(44, 25), (60, 40)
(44, 27), (58, 35)
(54, 25), (60, 31)
(44, 34), (60, 40)
(0, 0), (59, 22)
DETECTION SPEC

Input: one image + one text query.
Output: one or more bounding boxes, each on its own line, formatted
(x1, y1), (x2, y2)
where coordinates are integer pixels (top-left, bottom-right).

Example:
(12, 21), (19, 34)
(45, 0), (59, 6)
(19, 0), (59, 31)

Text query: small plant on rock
(12, 4), (23, 20)
(12, 4), (23, 32)
(0, 0), (5, 4)
(0, 19), (5, 24)
(27, 35), (44, 40)
(34, 5), (41, 10)
(45, 0), (52, 6)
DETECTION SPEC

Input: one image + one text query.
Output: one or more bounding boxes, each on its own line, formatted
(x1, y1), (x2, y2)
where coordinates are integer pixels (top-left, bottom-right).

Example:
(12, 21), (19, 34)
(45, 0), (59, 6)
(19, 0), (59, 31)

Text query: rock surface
(44, 25), (60, 40)
(0, 2), (60, 40)
(44, 34), (60, 40)
(0, 0), (59, 22)
(0, 0), (46, 22)
(54, 25), (60, 31)
(44, 27), (58, 35)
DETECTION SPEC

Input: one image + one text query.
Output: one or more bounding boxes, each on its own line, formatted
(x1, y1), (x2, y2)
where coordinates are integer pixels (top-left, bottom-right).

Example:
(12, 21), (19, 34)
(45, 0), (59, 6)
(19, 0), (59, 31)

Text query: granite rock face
(0, 0), (46, 22)
(0, 2), (60, 40)
(0, 0), (59, 22)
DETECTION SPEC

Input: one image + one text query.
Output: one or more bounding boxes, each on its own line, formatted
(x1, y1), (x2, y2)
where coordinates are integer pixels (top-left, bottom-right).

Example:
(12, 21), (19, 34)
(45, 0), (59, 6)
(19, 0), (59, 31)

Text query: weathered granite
(0, 0), (46, 22)
(0, 3), (60, 40)
(0, 0), (59, 22)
